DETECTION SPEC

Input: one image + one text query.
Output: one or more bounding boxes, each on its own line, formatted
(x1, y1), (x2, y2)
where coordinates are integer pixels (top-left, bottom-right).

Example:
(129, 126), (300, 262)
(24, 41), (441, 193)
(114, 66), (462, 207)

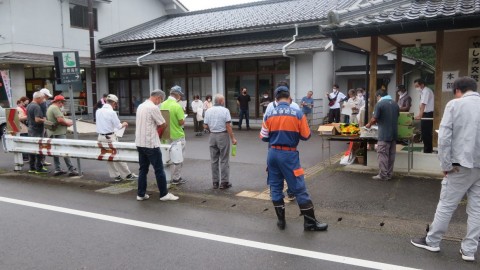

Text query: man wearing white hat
(39, 88), (53, 166)
(96, 94), (138, 182)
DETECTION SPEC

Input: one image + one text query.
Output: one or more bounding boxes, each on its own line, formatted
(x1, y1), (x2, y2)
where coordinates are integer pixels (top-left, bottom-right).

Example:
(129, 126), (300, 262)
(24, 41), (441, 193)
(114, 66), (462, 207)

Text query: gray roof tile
(99, 0), (357, 46)
(96, 38), (331, 67)
(323, 0), (480, 29)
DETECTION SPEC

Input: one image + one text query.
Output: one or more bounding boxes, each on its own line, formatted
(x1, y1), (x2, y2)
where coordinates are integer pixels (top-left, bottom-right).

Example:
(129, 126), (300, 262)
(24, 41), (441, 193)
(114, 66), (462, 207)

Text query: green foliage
(402, 46), (436, 66)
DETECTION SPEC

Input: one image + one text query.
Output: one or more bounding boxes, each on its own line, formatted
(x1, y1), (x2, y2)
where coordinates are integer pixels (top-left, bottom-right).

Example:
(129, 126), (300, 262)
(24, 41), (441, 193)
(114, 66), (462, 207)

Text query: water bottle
(231, 144), (237, 156)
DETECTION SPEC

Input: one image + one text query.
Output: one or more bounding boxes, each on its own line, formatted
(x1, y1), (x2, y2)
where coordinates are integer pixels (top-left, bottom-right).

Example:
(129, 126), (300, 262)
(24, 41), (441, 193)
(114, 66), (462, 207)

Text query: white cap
(106, 94), (118, 103)
(40, 88), (53, 98)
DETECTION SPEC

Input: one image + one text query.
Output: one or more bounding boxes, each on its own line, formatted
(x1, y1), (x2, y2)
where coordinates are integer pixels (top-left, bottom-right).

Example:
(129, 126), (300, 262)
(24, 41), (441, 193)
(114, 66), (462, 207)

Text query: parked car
(0, 105), (6, 137)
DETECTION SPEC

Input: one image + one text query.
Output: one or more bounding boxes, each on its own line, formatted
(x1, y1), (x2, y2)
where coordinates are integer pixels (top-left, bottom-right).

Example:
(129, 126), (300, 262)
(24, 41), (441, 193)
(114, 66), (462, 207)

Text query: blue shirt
(301, 96), (314, 114)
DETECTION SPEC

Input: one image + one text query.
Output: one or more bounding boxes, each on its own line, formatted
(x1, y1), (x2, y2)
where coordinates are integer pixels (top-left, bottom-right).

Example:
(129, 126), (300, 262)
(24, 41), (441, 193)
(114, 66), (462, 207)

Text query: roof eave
(321, 14), (480, 39)
(99, 21), (325, 49)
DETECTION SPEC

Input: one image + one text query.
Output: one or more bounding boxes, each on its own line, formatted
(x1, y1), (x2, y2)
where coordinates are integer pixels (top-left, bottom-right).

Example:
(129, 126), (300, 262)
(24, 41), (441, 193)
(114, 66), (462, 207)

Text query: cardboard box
(318, 124), (341, 135)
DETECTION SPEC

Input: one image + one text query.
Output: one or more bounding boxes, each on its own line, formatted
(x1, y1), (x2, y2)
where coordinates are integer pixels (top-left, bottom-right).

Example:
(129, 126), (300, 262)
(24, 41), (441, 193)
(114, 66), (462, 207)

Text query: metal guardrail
(2, 135), (183, 173)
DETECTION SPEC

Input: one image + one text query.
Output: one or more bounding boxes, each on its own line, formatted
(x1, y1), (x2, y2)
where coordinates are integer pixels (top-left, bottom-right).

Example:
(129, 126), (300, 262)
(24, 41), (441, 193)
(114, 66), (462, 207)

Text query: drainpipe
(282, 24), (298, 57)
(282, 25), (299, 102)
(200, 56), (206, 63)
(137, 40), (156, 66)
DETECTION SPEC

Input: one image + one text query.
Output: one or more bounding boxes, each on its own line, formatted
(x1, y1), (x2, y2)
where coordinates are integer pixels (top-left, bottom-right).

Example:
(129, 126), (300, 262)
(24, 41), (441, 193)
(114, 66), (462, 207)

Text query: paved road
(0, 176), (476, 270)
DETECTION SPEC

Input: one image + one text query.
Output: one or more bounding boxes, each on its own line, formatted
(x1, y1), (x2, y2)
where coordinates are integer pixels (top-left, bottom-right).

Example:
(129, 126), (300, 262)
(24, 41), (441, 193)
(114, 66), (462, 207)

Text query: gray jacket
(438, 92), (480, 171)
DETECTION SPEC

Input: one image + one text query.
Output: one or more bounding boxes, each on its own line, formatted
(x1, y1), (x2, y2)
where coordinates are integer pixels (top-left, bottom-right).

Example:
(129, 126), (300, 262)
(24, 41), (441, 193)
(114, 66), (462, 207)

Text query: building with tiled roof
(96, 0), (414, 121)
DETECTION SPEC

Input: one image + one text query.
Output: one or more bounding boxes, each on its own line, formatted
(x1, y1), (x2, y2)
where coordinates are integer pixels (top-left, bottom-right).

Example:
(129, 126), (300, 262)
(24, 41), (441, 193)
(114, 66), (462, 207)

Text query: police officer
(260, 86), (328, 231)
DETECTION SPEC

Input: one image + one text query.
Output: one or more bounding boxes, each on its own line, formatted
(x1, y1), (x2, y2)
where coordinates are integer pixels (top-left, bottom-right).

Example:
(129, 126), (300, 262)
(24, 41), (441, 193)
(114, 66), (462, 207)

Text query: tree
(402, 46), (436, 66)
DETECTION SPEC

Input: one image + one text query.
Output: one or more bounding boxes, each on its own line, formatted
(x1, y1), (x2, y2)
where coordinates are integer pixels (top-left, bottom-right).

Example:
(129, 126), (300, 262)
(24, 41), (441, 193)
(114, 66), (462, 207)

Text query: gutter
(282, 24), (298, 57)
(136, 40), (156, 66)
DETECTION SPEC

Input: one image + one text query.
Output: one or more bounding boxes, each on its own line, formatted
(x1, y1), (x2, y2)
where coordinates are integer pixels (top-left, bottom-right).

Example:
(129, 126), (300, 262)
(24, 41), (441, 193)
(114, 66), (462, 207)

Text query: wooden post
(433, 30), (444, 148)
(369, 36), (378, 119)
(396, 46), (403, 92)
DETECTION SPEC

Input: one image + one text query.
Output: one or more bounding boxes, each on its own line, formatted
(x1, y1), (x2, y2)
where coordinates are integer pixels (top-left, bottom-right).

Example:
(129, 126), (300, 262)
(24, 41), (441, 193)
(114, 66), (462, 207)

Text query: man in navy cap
(260, 86), (328, 232)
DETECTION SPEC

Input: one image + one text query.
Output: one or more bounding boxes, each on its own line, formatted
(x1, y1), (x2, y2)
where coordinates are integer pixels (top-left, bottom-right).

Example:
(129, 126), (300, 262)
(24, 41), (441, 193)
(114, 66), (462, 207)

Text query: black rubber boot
(273, 201), (286, 230)
(300, 203), (328, 231)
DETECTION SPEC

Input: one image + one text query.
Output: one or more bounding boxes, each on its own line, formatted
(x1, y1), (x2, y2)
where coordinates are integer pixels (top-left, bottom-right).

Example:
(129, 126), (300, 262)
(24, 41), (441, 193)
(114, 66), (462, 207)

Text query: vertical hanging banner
(468, 37), (480, 83)
(0, 70), (12, 107)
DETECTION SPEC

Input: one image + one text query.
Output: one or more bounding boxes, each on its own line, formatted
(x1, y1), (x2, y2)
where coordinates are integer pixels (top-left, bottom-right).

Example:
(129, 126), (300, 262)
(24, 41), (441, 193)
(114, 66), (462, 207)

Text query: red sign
(6, 108), (20, 133)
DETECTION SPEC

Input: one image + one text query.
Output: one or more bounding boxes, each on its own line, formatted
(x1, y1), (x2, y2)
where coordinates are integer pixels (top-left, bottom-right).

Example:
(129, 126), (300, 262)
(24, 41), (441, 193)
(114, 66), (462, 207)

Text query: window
(225, 59), (290, 118)
(108, 67), (150, 115)
(70, 4), (98, 30)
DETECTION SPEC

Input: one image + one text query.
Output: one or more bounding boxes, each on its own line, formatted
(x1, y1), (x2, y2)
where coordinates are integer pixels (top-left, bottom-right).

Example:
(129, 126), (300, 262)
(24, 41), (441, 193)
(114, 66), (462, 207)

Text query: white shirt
(191, 100), (203, 113)
(420, 86), (434, 113)
(135, 99), (166, 148)
(204, 105), (231, 133)
(95, 104), (122, 134)
(329, 91), (346, 109)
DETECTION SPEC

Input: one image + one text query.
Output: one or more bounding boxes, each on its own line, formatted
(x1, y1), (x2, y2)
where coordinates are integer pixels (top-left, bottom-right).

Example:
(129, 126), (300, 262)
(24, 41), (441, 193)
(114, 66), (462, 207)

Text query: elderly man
(411, 77), (480, 262)
(160, 85), (187, 185)
(135, 89), (178, 202)
(204, 94), (237, 189)
(96, 94), (137, 182)
(260, 86), (328, 232)
(39, 88), (53, 166)
(414, 78), (434, 153)
(301, 90), (314, 125)
(46, 95), (79, 177)
(365, 89), (399, 181)
(27, 91), (48, 174)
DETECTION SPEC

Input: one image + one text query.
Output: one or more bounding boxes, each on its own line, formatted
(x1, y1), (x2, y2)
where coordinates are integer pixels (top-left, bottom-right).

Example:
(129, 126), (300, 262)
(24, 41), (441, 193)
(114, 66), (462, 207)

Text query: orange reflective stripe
(293, 168), (305, 177)
(266, 115), (300, 132)
(299, 115), (311, 138)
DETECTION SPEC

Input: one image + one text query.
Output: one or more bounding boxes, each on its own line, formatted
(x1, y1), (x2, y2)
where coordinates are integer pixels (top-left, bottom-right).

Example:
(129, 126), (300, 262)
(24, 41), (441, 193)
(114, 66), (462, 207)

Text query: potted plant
(355, 148), (366, 165)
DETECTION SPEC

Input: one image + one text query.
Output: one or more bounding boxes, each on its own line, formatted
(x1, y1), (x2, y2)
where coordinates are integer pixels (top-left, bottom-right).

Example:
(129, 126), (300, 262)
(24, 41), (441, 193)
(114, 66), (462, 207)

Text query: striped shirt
(135, 99), (166, 148)
(260, 101), (311, 147)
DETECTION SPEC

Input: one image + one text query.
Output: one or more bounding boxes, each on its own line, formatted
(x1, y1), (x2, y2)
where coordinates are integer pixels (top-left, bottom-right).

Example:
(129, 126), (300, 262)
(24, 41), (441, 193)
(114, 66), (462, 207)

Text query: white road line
(0, 196), (419, 270)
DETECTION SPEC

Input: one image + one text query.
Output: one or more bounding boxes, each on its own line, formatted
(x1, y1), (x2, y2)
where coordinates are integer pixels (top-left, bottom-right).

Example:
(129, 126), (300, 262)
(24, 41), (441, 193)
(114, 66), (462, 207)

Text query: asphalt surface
(0, 126), (477, 268)
(0, 176), (477, 270)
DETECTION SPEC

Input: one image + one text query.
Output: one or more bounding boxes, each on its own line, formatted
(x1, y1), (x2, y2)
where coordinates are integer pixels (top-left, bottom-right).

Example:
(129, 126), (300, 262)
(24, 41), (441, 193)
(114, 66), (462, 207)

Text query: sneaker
(114, 176), (123, 182)
(136, 194), (150, 201)
(372, 175), (388, 181)
(160, 193), (179, 201)
(68, 170), (80, 177)
(42, 162), (52, 166)
(35, 168), (49, 174)
(53, 170), (67, 176)
(410, 237), (440, 252)
(28, 169), (36, 173)
(219, 182), (232, 189)
(287, 194), (296, 201)
(213, 182), (219, 189)
(460, 249), (475, 262)
(125, 173), (138, 180)
(171, 178), (187, 185)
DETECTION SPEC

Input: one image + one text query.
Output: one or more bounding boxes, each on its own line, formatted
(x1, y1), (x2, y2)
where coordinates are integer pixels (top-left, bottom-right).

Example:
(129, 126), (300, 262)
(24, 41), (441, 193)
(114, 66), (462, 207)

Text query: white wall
(2, 0), (168, 57)
(9, 64), (26, 105)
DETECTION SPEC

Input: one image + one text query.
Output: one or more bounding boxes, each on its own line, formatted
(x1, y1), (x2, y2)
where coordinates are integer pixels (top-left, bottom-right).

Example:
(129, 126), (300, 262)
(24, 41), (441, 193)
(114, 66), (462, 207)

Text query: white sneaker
(125, 173), (138, 180)
(460, 249), (475, 262)
(136, 194), (150, 201)
(160, 193), (179, 201)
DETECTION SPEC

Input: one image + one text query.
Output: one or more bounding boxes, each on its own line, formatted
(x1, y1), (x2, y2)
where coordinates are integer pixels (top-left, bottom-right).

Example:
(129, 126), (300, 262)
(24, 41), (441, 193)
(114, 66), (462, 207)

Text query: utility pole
(88, 0), (97, 113)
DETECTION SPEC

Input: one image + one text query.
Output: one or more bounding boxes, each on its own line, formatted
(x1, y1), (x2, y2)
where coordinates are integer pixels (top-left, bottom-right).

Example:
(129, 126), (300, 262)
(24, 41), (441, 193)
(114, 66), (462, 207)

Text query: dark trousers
(238, 109), (250, 129)
(328, 108), (341, 123)
(137, 147), (168, 198)
(421, 111), (434, 153)
(193, 118), (204, 133)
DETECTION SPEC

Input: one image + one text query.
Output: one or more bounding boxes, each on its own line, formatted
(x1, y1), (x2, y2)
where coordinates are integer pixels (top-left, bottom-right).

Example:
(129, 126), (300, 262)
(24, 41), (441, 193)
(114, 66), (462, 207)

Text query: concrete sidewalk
(1, 126), (465, 241)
